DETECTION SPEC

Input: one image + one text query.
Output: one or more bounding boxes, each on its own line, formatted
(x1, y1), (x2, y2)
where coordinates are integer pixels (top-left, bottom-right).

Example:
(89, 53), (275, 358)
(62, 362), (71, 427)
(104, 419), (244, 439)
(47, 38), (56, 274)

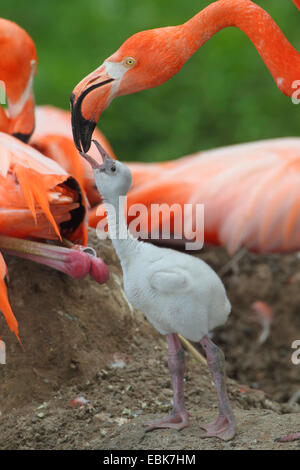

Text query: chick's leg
(200, 335), (236, 441)
(145, 333), (190, 431)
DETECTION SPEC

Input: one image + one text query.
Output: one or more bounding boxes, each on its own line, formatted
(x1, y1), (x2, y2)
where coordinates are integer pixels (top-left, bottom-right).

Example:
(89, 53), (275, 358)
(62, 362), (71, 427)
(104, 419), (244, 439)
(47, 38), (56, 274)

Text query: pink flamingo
(89, 137), (300, 255)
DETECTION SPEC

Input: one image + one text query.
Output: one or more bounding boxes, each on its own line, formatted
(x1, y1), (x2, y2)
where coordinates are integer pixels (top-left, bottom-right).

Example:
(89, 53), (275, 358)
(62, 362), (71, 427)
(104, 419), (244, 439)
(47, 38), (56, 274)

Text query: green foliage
(1, 0), (299, 161)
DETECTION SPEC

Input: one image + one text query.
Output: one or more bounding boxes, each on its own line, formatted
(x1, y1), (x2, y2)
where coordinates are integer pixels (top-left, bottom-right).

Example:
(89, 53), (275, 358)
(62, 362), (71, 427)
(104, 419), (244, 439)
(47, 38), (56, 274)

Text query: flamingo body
(89, 138), (300, 254)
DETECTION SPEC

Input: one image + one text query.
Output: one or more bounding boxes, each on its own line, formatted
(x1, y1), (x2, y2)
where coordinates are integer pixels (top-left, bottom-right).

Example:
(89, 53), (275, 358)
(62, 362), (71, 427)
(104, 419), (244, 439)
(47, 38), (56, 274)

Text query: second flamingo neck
(180, 0), (300, 96)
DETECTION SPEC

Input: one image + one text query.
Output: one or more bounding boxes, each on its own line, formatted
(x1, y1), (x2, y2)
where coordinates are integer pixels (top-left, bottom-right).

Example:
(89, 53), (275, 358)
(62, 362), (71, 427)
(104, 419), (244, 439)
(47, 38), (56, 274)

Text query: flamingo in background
(0, 19), (37, 142)
(71, 0), (300, 152)
(88, 138), (300, 254)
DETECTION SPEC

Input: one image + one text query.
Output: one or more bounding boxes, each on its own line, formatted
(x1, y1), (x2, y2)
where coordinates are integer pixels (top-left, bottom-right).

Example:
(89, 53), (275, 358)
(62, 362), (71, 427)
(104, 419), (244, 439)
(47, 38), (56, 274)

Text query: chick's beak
(92, 139), (115, 172)
(78, 139), (115, 172)
(71, 67), (114, 152)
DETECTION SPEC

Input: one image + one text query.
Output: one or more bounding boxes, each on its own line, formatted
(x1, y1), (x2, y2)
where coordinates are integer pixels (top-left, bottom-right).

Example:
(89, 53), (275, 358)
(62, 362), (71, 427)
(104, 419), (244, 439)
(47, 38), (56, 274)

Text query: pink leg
(200, 335), (236, 441)
(145, 333), (190, 431)
(275, 433), (300, 443)
(0, 235), (109, 284)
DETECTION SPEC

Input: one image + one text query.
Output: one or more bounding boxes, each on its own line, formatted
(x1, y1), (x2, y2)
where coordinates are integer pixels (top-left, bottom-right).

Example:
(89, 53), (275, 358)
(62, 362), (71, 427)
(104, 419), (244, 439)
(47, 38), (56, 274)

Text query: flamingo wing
(0, 132), (87, 244)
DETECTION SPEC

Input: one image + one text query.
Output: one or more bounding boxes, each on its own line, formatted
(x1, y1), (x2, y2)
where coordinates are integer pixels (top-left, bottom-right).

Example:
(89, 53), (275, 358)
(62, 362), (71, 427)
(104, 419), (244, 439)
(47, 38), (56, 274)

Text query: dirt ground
(0, 229), (299, 450)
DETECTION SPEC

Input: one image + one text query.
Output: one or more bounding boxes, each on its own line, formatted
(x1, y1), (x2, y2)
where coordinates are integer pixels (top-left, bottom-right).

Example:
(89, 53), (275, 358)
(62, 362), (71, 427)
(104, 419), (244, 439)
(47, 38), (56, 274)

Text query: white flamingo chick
(81, 140), (236, 441)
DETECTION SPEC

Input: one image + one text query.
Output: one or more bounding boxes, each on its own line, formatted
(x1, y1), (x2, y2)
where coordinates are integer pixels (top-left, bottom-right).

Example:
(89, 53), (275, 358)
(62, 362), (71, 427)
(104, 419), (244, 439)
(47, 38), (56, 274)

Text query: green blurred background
(2, 0), (299, 162)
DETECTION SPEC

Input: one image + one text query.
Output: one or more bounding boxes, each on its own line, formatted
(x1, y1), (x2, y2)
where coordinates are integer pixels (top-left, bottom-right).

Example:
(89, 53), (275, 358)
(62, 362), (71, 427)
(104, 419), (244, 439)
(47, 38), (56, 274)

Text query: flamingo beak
(11, 91), (35, 143)
(71, 67), (115, 152)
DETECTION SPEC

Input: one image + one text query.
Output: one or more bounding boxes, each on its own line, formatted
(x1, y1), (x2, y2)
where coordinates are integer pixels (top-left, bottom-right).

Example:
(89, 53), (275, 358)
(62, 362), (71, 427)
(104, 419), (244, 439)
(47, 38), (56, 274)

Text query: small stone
(37, 402), (47, 410)
(115, 417), (129, 426)
(108, 352), (130, 369)
(69, 396), (89, 407)
(94, 412), (110, 422)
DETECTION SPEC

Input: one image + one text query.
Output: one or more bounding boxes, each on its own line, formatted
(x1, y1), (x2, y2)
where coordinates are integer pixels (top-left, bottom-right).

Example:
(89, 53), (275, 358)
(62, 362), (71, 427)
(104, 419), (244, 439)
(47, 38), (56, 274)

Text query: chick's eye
(111, 165), (116, 173)
(123, 57), (136, 68)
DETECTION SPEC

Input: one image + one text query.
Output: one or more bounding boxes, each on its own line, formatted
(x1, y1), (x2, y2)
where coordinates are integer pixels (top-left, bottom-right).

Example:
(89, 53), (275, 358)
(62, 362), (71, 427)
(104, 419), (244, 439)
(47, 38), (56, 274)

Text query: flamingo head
(0, 19), (37, 143)
(71, 25), (188, 152)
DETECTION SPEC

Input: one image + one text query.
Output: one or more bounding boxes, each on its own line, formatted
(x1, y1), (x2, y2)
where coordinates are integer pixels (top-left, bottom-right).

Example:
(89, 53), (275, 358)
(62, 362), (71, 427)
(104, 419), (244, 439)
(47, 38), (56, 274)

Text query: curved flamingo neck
(0, 107), (9, 133)
(181, 0), (300, 96)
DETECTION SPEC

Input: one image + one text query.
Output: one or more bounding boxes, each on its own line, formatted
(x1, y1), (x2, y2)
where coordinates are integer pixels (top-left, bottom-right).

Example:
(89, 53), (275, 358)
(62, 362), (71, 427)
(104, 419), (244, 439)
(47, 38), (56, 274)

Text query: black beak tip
(13, 131), (33, 144)
(80, 119), (97, 153)
(70, 92), (96, 153)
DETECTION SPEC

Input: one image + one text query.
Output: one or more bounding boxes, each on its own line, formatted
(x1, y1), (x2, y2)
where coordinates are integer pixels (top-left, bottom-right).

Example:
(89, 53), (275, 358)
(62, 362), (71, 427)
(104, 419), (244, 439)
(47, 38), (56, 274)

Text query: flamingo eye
(123, 57), (136, 68)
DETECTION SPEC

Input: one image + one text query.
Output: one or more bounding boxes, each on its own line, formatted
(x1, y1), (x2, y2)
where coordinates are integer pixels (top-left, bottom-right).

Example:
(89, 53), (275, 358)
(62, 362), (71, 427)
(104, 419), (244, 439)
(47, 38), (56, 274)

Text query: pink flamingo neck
(293, 0), (300, 11)
(181, 0), (300, 96)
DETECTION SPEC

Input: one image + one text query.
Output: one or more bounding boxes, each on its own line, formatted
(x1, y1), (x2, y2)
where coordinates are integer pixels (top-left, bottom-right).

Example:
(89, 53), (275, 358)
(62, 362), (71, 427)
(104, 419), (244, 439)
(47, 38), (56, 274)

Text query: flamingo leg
(200, 335), (236, 441)
(145, 333), (190, 431)
(0, 235), (109, 284)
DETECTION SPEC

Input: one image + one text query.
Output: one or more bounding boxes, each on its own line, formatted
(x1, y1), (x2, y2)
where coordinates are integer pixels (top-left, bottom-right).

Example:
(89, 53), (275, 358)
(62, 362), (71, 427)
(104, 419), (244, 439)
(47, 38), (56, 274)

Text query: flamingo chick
(81, 140), (236, 441)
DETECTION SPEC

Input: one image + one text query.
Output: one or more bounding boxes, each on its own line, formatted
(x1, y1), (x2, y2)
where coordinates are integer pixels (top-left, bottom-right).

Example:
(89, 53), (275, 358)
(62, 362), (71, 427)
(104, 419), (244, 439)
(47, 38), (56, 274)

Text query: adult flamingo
(0, 132), (109, 341)
(71, 0), (300, 152)
(0, 19), (36, 142)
